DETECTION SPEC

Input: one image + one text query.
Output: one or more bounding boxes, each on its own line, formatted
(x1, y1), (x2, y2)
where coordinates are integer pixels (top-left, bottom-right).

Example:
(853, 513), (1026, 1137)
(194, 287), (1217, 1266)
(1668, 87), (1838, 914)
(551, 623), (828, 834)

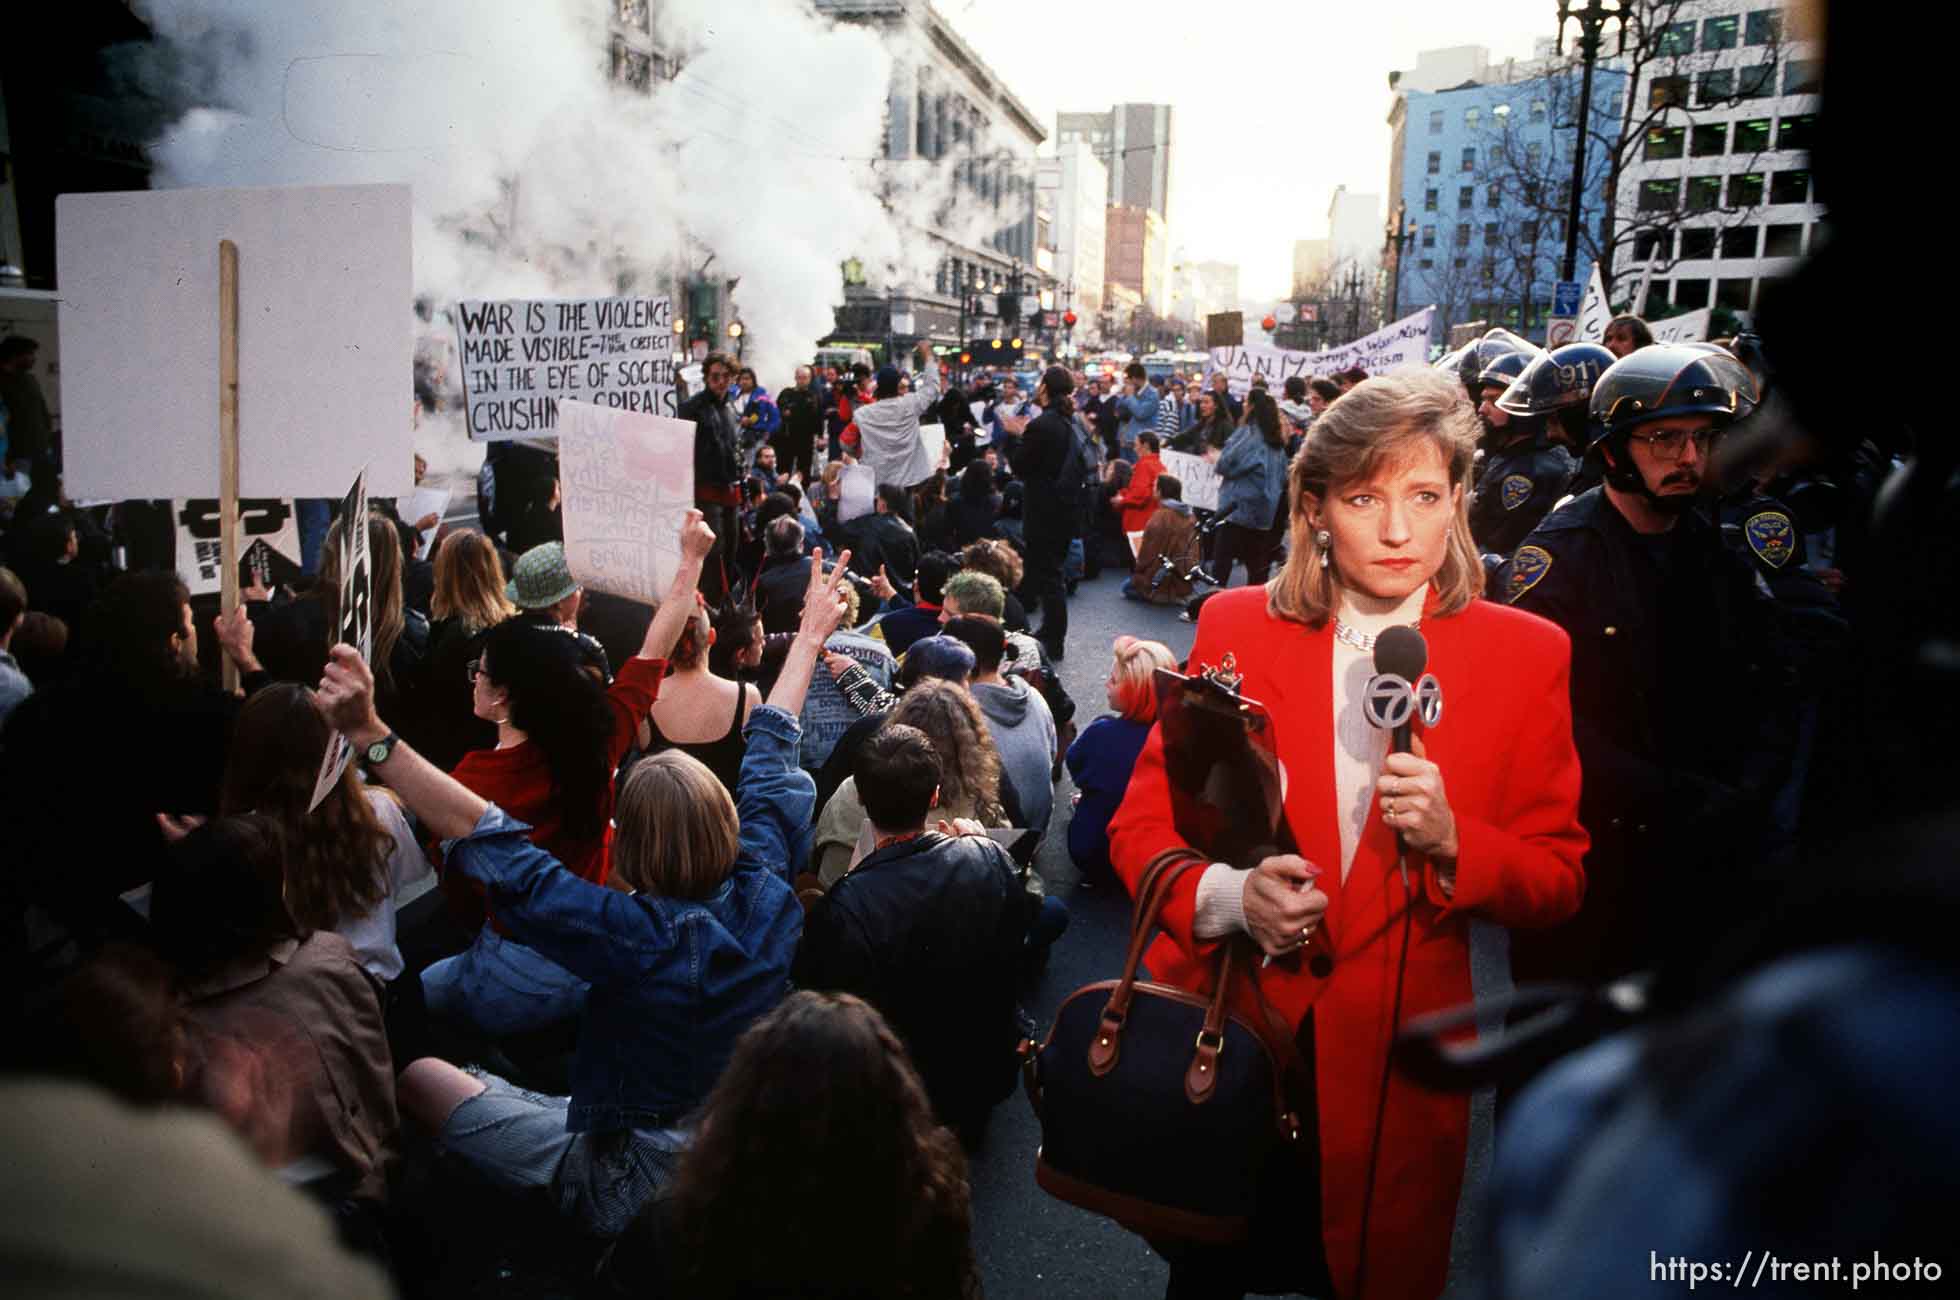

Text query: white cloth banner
(1205, 307), (1436, 398)
(1160, 450), (1220, 513)
(556, 399), (697, 604)
(1648, 308), (1712, 344)
(1577, 264), (1613, 343)
(455, 295), (678, 441)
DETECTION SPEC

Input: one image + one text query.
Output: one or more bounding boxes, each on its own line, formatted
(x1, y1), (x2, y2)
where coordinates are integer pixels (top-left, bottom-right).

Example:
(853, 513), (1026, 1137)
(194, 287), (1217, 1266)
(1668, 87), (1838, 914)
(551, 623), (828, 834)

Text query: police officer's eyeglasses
(1625, 427), (1718, 460)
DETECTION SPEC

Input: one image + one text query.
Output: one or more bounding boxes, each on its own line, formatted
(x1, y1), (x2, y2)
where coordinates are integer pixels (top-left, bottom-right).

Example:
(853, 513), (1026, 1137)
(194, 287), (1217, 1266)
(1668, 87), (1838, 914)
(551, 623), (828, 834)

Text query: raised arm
(637, 510), (716, 663)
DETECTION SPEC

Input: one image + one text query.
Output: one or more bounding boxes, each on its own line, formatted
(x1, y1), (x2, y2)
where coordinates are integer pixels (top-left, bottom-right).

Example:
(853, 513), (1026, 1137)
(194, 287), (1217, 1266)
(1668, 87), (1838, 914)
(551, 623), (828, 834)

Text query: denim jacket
(444, 705), (815, 1133)
(1213, 424), (1288, 528)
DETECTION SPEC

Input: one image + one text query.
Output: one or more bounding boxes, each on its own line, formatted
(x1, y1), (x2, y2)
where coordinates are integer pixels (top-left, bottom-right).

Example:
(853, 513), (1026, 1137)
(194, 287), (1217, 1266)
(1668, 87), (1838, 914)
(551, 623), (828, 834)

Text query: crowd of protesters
(0, 336), (1227, 1296)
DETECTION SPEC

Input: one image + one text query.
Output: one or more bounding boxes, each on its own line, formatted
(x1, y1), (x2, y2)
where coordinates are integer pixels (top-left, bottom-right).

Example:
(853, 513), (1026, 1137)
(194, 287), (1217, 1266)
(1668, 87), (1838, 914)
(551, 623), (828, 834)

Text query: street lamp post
(1383, 199), (1419, 321)
(1555, 0), (1625, 284)
(727, 319), (745, 361)
(1343, 265), (1364, 344)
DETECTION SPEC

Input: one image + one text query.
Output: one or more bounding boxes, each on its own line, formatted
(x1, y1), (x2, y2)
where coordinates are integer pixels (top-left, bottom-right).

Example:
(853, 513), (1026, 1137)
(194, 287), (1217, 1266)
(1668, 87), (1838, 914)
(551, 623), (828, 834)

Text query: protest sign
(1161, 449), (1220, 512)
(56, 184), (411, 500)
(556, 399), (696, 604)
(455, 295), (677, 441)
(311, 467), (370, 812)
(838, 463), (877, 522)
(1649, 308), (1712, 344)
(405, 485), (450, 559)
(800, 632), (896, 770)
(173, 497), (304, 598)
(1577, 264), (1613, 343)
(969, 400), (987, 427)
(1205, 307), (1436, 398)
(919, 423), (947, 472)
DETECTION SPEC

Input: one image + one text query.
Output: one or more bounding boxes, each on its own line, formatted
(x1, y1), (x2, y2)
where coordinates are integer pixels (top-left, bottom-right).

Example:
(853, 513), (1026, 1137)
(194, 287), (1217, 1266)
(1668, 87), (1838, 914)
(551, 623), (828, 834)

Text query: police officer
(1467, 345), (1584, 560)
(1452, 327), (1535, 405)
(1498, 344), (1792, 987)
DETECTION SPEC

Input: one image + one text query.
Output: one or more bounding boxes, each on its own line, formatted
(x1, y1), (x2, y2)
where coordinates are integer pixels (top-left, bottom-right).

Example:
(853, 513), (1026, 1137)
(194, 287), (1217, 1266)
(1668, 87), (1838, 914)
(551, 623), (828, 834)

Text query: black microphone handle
(1391, 721), (1411, 755)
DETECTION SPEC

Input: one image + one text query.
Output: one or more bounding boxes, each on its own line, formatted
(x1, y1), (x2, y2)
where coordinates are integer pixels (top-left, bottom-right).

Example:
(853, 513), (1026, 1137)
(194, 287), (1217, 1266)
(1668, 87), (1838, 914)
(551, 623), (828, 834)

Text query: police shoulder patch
(1500, 474), (1535, 511)
(1507, 545), (1554, 602)
(1744, 510), (1795, 569)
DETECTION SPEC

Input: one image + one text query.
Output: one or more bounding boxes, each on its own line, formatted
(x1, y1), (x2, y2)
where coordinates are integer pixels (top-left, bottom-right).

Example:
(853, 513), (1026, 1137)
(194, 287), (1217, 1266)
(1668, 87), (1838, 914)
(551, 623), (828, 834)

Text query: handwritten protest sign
(455, 295), (678, 441)
(1205, 307), (1435, 398)
(405, 485), (450, 559)
(919, 423), (947, 472)
(311, 467), (370, 811)
(556, 399), (696, 603)
(1161, 450), (1220, 512)
(57, 184), (411, 499)
(173, 498), (305, 598)
(838, 463), (878, 522)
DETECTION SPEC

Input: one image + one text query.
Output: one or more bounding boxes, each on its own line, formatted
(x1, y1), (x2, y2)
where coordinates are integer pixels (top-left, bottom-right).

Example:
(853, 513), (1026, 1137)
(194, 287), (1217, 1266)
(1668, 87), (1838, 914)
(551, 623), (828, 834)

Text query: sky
(946, 0), (1571, 302)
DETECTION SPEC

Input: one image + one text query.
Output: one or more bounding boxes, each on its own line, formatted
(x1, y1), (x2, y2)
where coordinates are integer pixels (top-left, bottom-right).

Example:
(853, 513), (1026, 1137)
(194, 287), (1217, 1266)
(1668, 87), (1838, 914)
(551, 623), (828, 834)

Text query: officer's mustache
(1660, 469), (1700, 489)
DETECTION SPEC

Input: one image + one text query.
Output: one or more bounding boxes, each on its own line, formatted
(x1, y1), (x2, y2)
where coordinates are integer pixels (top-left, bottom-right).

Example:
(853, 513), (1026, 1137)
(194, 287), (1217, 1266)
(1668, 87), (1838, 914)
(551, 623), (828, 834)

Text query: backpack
(1054, 416), (1097, 509)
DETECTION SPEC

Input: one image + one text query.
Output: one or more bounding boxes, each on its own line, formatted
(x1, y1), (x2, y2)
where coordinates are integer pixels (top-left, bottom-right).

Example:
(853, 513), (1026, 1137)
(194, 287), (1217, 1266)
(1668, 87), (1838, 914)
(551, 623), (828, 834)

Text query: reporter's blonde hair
(1269, 368), (1483, 628)
(613, 751), (741, 900)
(1108, 635), (1178, 723)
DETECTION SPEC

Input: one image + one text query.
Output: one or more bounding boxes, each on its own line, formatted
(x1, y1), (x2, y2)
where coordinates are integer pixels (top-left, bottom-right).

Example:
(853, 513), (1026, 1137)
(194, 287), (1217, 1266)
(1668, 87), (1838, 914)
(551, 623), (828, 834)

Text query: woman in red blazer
(1108, 368), (1587, 1299)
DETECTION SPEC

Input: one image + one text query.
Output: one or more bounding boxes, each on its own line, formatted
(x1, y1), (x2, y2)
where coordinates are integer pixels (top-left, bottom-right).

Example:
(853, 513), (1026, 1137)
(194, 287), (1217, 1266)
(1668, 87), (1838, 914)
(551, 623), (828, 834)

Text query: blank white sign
(56, 183), (413, 500)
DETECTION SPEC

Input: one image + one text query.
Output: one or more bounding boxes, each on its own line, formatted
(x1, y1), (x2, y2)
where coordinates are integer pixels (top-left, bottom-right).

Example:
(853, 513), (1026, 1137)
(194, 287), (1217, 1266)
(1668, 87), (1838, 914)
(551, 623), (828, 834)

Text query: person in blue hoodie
(1065, 636), (1178, 885)
(1211, 389), (1291, 586)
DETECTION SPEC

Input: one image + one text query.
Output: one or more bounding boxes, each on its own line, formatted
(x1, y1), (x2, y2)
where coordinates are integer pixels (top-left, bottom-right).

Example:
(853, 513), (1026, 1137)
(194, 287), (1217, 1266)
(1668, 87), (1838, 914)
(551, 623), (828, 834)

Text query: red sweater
(1114, 452), (1164, 534)
(441, 654), (666, 933)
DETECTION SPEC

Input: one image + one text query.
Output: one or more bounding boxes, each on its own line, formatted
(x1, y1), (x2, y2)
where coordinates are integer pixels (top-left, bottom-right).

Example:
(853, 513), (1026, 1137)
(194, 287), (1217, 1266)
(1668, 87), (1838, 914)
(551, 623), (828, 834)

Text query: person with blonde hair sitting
(313, 516), (856, 1237)
(1064, 636), (1179, 886)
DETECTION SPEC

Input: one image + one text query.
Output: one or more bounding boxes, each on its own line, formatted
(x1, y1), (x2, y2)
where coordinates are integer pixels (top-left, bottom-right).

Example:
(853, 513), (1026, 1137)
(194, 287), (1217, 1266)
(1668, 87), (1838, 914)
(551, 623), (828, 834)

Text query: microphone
(1366, 625), (1429, 755)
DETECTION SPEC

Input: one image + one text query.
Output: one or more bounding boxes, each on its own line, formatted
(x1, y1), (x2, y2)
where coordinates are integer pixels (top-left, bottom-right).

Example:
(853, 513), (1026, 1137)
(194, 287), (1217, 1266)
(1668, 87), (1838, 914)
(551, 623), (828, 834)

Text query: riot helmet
(1495, 342), (1616, 417)
(1475, 347), (1539, 394)
(1586, 343), (1758, 508)
(1454, 328), (1535, 401)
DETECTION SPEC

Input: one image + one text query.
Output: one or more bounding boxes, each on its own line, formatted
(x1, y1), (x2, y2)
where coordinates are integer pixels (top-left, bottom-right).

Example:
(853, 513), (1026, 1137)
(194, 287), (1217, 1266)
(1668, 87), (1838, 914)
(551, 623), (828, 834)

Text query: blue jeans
(1026, 895), (1069, 954)
(423, 927), (591, 1037)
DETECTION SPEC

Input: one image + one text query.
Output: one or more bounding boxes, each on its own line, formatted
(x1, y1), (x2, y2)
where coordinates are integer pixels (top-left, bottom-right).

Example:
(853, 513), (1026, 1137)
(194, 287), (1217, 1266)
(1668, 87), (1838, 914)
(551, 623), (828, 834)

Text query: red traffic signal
(959, 351), (972, 365)
(1261, 314), (1278, 331)
(1062, 310), (1078, 328)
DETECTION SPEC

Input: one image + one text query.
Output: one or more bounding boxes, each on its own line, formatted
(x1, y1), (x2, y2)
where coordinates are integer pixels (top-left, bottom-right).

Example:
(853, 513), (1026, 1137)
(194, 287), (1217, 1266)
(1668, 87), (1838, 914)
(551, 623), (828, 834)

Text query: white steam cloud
(123, 0), (1004, 471)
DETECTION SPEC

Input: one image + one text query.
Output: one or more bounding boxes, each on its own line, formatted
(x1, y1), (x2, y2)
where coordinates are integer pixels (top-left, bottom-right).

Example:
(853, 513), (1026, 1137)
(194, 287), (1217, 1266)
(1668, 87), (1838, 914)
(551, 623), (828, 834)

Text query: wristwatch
(361, 731), (400, 768)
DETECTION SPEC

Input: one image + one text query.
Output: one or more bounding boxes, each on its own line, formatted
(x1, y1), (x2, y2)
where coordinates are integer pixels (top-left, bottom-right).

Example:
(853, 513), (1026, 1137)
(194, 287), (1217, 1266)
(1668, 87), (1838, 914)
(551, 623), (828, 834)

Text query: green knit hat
(505, 541), (578, 609)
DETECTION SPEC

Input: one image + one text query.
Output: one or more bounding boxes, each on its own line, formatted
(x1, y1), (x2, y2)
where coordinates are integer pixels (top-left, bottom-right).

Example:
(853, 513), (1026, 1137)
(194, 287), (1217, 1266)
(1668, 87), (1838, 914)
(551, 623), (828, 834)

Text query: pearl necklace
(1332, 616), (1420, 653)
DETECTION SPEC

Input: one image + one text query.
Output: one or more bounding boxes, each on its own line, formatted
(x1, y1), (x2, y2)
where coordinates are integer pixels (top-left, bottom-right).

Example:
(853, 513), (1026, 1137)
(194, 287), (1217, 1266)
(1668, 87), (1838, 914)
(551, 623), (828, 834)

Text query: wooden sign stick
(219, 239), (241, 693)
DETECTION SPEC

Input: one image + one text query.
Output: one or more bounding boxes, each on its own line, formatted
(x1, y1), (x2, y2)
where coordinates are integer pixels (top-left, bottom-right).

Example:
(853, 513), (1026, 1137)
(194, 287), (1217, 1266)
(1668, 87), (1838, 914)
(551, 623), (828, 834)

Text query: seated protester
(947, 460), (1001, 547)
(749, 443), (782, 494)
(0, 565), (30, 728)
(408, 529), (512, 773)
(994, 479), (1026, 551)
(318, 526), (846, 1238)
(708, 598), (764, 682)
(1123, 473), (1202, 605)
(8, 608), (67, 690)
(870, 548), (957, 658)
(812, 632), (975, 816)
(754, 515), (815, 636)
(938, 569), (1076, 746)
(793, 726), (1035, 1145)
(958, 538), (1031, 633)
(149, 814), (399, 1204)
(217, 684), (435, 983)
(837, 483), (920, 591)
(798, 583), (897, 772)
(942, 615), (1058, 839)
(639, 594), (759, 798)
(600, 992), (977, 1300)
(1, 572), (260, 943)
(1113, 430), (1167, 549)
(813, 678), (1016, 887)
(505, 541), (611, 684)
(425, 544), (709, 1038)
(780, 480), (827, 550)
(253, 512), (429, 719)
(1066, 637), (1178, 886)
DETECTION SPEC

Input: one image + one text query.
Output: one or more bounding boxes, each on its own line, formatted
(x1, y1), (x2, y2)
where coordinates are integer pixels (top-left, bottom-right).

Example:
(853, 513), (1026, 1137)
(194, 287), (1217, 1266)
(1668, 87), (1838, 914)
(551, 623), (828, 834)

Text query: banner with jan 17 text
(1204, 307), (1436, 398)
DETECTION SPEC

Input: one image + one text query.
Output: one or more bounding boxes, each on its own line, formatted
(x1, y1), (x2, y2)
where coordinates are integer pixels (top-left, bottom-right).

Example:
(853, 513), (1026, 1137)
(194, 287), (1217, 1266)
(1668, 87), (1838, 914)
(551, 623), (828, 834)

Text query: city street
(967, 563), (1194, 1298)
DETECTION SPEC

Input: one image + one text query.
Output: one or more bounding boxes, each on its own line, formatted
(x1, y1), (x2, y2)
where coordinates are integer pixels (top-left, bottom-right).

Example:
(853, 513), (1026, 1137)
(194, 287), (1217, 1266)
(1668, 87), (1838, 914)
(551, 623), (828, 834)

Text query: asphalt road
(966, 561), (1195, 1299)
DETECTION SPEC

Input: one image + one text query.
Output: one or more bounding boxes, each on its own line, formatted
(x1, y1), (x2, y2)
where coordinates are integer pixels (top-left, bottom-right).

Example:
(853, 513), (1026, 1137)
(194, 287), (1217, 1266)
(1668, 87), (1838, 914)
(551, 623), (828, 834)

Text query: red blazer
(1114, 451), (1165, 534)
(1108, 585), (1586, 1299)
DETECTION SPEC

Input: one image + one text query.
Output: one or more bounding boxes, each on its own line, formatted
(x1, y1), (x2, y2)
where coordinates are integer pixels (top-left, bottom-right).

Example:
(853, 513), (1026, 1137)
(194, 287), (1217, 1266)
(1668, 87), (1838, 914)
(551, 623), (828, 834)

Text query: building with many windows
(1036, 140), (1107, 323)
(1385, 43), (1624, 341)
(1055, 104), (1175, 220)
(1105, 204), (1167, 322)
(1614, 1), (1820, 322)
(813, 0), (1051, 362)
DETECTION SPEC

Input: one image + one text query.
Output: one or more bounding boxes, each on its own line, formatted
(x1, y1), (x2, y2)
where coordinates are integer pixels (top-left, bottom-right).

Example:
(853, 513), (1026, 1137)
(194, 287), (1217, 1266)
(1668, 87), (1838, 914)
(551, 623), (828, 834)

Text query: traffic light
(970, 338), (1025, 365)
(1175, 334), (1186, 348)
